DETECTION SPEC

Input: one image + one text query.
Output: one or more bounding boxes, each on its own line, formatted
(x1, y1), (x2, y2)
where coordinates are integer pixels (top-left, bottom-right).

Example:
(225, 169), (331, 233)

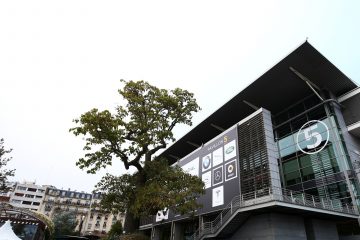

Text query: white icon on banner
(155, 208), (169, 222)
(227, 164), (234, 173)
(215, 171), (221, 181)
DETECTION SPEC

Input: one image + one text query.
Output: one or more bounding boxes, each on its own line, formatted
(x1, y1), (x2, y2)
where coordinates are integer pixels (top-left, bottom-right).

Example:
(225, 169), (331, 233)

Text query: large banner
(155, 125), (240, 222)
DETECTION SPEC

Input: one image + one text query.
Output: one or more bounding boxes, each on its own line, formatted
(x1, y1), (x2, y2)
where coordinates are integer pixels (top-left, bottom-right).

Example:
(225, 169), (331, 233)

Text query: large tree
(70, 80), (204, 232)
(53, 211), (78, 236)
(0, 138), (15, 192)
(106, 220), (123, 240)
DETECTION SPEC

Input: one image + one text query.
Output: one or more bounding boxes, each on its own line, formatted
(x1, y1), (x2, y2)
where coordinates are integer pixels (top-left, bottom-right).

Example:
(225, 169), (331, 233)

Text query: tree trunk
(123, 211), (139, 234)
(123, 171), (147, 233)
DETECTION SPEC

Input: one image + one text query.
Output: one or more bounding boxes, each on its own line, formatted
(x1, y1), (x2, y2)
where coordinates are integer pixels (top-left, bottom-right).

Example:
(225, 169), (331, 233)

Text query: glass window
(301, 166), (315, 181)
(304, 95), (321, 109)
(276, 124), (291, 138)
(283, 159), (299, 174)
(299, 154), (312, 168)
(274, 111), (289, 125)
(327, 182), (350, 199)
(279, 135), (297, 157)
(307, 107), (326, 121)
(289, 103), (305, 118)
(291, 115), (307, 132)
(304, 187), (319, 197)
(279, 135), (294, 151)
(284, 170), (301, 186)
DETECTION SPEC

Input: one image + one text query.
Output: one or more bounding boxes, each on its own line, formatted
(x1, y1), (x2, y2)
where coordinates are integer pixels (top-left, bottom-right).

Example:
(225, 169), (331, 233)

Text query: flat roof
(161, 41), (358, 164)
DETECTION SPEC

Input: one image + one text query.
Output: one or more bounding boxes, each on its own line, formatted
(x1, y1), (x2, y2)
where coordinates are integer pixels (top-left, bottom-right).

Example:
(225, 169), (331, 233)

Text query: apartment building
(8, 182), (124, 237)
(40, 187), (124, 236)
(9, 182), (47, 211)
(82, 192), (125, 236)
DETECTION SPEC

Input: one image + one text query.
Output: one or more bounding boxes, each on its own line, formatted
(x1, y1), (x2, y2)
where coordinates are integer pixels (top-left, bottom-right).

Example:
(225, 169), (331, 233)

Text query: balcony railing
(139, 215), (156, 228)
(188, 187), (358, 240)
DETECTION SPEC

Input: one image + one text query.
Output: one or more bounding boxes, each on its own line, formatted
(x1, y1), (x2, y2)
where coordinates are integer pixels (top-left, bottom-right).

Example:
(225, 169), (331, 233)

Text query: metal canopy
(161, 41), (358, 164)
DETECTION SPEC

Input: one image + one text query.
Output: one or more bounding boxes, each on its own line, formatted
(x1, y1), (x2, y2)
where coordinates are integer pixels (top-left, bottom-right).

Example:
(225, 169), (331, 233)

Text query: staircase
(190, 187), (358, 240)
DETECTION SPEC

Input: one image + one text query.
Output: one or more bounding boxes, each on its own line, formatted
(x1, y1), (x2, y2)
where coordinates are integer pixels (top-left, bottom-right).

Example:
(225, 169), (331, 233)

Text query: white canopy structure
(0, 220), (22, 240)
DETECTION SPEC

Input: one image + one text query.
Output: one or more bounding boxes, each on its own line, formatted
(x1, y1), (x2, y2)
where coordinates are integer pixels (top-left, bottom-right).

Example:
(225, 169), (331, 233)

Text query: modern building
(139, 42), (360, 240)
(9, 182), (48, 211)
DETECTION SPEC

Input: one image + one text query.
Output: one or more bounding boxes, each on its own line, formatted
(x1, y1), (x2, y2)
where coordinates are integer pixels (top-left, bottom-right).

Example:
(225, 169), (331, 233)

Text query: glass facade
(274, 94), (360, 207)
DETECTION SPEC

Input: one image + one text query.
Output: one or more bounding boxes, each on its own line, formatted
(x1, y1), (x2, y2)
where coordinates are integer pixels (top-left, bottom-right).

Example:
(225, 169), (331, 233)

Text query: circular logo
(227, 164), (234, 173)
(202, 156), (211, 169)
(296, 120), (329, 155)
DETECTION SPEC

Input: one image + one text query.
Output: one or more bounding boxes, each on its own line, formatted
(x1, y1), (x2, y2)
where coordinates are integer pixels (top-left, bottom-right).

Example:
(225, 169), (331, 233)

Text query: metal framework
(0, 203), (47, 237)
(238, 112), (270, 196)
(190, 186), (359, 240)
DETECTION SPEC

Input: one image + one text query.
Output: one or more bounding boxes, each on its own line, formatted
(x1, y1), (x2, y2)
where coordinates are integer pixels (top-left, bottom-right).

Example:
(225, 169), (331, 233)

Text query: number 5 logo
(296, 120), (329, 155)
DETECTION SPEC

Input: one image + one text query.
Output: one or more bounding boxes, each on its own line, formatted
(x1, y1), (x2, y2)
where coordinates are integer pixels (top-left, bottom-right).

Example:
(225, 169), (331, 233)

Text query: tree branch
(146, 141), (167, 162)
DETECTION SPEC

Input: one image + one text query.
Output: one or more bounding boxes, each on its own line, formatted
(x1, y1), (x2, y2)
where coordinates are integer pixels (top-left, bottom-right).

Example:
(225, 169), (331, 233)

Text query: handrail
(190, 186), (358, 240)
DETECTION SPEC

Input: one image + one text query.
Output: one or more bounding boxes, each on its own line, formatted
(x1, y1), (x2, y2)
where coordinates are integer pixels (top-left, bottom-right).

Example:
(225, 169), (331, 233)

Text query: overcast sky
(1, 1), (359, 192)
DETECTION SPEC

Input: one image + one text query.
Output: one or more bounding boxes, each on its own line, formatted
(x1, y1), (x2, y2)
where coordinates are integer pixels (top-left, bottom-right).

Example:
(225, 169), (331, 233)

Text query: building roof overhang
(161, 41), (358, 164)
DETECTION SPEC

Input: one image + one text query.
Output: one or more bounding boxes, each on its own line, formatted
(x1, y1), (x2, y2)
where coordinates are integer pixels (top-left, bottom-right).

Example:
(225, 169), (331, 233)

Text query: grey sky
(1, 1), (359, 192)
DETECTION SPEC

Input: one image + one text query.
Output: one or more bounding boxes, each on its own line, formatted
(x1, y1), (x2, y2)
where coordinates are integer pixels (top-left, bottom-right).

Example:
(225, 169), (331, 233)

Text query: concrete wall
(229, 213), (307, 240)
(333, 102), (360, 169)
(262, 109), (282, 191)
(308, 219), (339, 240)
(228, 213), (340, 240)
(151, 212), (343, 240)
(340, 236), (360, 240)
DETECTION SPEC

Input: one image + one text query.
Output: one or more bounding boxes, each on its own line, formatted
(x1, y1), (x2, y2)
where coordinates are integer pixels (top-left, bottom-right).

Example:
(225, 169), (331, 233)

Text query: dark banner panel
(155, 125), (240, 223)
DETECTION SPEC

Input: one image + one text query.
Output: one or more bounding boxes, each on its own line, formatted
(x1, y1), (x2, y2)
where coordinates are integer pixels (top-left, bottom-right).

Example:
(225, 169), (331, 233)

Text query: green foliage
(106, 220), (123, 240)
(136, 158), (204, 216)
(53, 211), (78, 236)
(94, 173), (136, 214)
(95, 159), (204, 217)
(0, 138), (15, 192)
(70, 80), (201, 173)
(70, 80), (204, 227)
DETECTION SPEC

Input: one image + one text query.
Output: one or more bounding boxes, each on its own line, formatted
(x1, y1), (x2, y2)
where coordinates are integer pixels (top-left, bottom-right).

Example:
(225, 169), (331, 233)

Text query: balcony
(189, 187), (358, 240)
(139, 186), (359, 239)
